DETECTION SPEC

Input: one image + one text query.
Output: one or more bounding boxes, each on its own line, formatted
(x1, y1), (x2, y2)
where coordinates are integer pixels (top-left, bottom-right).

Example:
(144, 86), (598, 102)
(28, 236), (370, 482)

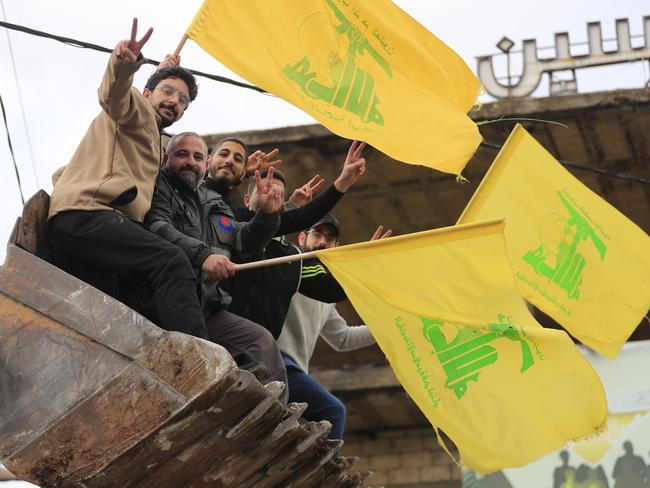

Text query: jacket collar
(204, 177), (232, 202)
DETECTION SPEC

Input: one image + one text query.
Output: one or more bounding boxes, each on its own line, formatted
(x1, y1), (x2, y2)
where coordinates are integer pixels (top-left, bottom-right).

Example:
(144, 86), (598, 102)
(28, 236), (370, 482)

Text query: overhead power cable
(1, 3), (39, 186)
(0, 19), (648, 187)
(0, 91), (25, 205)
(480, 141), (650, 186)
(0, 20), (266, 93)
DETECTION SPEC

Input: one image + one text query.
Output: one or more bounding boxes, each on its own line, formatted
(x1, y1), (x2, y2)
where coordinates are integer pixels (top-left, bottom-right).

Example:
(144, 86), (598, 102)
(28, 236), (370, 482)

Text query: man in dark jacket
(227, 170), (347, 339)
(144, 132), (288, 400)
(48, 19), (208, 340)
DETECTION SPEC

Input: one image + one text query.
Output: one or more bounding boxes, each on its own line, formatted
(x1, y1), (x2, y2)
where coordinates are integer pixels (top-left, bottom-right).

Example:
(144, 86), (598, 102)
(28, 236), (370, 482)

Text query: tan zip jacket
(48, 51), (162, 222)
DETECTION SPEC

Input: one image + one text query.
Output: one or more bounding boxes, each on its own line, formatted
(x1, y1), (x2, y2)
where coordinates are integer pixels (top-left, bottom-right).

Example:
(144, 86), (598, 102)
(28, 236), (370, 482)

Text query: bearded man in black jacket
(144, 132), (289, 402)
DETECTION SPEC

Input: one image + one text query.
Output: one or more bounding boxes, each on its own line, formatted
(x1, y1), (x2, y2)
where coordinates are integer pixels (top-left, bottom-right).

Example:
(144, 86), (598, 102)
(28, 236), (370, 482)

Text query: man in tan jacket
(48, 19), (209, 339)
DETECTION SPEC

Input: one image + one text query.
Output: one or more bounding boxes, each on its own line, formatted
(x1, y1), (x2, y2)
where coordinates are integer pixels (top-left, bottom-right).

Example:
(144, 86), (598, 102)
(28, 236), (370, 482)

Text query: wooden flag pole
(234, 251), (318, 272)
(173, 34), (189, 57)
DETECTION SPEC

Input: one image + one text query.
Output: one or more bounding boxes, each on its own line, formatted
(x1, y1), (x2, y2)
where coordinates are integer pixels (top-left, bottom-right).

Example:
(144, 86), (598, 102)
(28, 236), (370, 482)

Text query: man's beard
(209, 164), (240, 187)
(304, 243), (327, 252)
(157, 104), (178, 128)
(178, 165), (201, 188)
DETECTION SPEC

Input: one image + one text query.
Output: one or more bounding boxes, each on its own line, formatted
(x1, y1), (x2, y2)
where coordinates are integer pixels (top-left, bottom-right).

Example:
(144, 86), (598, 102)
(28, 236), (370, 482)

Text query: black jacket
(144, 167), (280, 315)
(203, 176), (347, 336)
(227, 203), (346, 339)
(227, 236), (346, 339)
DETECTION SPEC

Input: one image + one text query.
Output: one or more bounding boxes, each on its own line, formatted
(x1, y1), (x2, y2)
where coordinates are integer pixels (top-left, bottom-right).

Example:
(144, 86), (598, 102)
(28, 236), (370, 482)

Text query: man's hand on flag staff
(202, 254), (236, 281)
(335, 140), (366, 192)
(116, 18), (153, 63)
(157, 53), (181, 70)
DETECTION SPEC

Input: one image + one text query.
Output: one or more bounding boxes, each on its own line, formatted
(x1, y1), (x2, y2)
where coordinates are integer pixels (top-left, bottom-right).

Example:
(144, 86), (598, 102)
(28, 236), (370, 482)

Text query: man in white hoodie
(277, 214), (375, 441)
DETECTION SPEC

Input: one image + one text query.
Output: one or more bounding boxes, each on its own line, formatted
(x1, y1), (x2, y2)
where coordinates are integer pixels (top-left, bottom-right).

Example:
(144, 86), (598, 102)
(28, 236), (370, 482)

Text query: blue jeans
(282, 354), (346, 441)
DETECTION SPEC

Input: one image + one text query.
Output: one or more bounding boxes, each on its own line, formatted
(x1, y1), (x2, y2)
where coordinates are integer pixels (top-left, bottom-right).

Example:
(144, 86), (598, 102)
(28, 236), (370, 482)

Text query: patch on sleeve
(216, 214), (235, 232)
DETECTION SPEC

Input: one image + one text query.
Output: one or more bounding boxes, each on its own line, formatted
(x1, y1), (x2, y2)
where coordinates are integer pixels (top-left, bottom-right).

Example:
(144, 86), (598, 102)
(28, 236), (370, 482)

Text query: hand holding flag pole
(234, 250), (319, 272)
(233, 225), (392, 272)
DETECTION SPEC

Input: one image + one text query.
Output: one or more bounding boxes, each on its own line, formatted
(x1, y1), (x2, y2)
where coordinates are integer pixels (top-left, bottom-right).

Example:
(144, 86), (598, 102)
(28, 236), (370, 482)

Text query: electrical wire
(477, 117), (569, 129)
(0, 19), (648, 191)
(0, 3), (39, 186)
(0, 91), (25, 205)
(0, 19), (266, 93)
(480, 141), (650, 185)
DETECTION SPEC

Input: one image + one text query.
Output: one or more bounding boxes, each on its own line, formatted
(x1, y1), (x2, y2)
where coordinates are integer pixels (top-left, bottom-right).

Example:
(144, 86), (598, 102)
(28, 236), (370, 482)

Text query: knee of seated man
(326, 393), (346, 420)
(250, 323), (278, 352)
(156, 242), (194, 275)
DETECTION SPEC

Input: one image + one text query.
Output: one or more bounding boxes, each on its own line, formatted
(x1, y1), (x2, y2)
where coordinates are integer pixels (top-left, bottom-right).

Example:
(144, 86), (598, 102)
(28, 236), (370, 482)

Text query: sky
(0, 0), (648, 262)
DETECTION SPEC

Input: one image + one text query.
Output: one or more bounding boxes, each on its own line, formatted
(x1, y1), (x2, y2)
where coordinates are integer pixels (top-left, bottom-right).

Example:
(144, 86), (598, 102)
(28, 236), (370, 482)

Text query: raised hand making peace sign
(334, 140), (367, 193)
(245, 148), (283, 179)
(115, 18), (153, 63)
(288, 174), (327, 208)
(253, 167), (284, 214)
(370, 225), (392, 241)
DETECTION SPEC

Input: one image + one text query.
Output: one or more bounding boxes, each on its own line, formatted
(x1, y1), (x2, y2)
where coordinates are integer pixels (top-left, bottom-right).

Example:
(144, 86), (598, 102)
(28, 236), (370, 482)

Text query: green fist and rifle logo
(422, 315), (536, 400)
(523, 191), (607, 301)
(282, 0), (392, 127)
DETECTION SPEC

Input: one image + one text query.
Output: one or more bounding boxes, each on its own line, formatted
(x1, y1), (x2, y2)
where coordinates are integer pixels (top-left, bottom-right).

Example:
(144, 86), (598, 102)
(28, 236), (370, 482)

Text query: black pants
(49, 210), (208, 339)
(206, 310), (288, 404)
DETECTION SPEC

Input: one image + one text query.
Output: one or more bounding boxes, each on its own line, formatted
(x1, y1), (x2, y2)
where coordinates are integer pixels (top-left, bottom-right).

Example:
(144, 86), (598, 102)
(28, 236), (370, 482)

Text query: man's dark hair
(247, 168), (287, 195)
(145, 67), (198, 101)
(211, 137), (249, 162)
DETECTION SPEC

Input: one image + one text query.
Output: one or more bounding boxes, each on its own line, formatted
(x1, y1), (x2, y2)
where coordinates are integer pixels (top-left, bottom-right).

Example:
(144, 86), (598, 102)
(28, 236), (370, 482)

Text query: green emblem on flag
(422, 315), (536, 400)
(523, 190), (608, 301)
(282, 0), (392, 126)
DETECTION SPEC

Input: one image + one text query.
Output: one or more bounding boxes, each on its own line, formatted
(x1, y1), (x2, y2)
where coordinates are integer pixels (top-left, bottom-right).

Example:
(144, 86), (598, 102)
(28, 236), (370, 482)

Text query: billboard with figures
(462, 340), (650, 488)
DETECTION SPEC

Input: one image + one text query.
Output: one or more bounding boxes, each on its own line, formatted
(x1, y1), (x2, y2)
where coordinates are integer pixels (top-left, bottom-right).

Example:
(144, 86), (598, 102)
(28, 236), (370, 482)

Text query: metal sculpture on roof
(477, 17), (650, 98)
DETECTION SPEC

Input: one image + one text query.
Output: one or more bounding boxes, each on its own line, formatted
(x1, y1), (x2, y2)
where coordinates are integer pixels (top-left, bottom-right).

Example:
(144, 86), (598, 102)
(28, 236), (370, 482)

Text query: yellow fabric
(316, 220), (607, 474)
(187, 0), (481, 175)
(459, 125), (650, 358)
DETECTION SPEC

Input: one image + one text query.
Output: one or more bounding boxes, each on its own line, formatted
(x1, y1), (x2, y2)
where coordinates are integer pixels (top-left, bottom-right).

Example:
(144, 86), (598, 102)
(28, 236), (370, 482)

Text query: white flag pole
(234, 251), (318, 272)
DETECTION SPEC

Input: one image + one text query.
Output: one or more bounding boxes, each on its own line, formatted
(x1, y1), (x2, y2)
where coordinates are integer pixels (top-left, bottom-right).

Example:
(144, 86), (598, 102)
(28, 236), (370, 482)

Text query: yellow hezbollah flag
(187, 0), (481, 175)
(315, 219), (606, 474)
(459, 125), (650, 358)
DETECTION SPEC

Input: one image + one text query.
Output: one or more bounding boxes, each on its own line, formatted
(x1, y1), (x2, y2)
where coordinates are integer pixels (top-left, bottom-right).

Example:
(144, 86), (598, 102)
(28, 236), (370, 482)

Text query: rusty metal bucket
(0, 191), (366, 487)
